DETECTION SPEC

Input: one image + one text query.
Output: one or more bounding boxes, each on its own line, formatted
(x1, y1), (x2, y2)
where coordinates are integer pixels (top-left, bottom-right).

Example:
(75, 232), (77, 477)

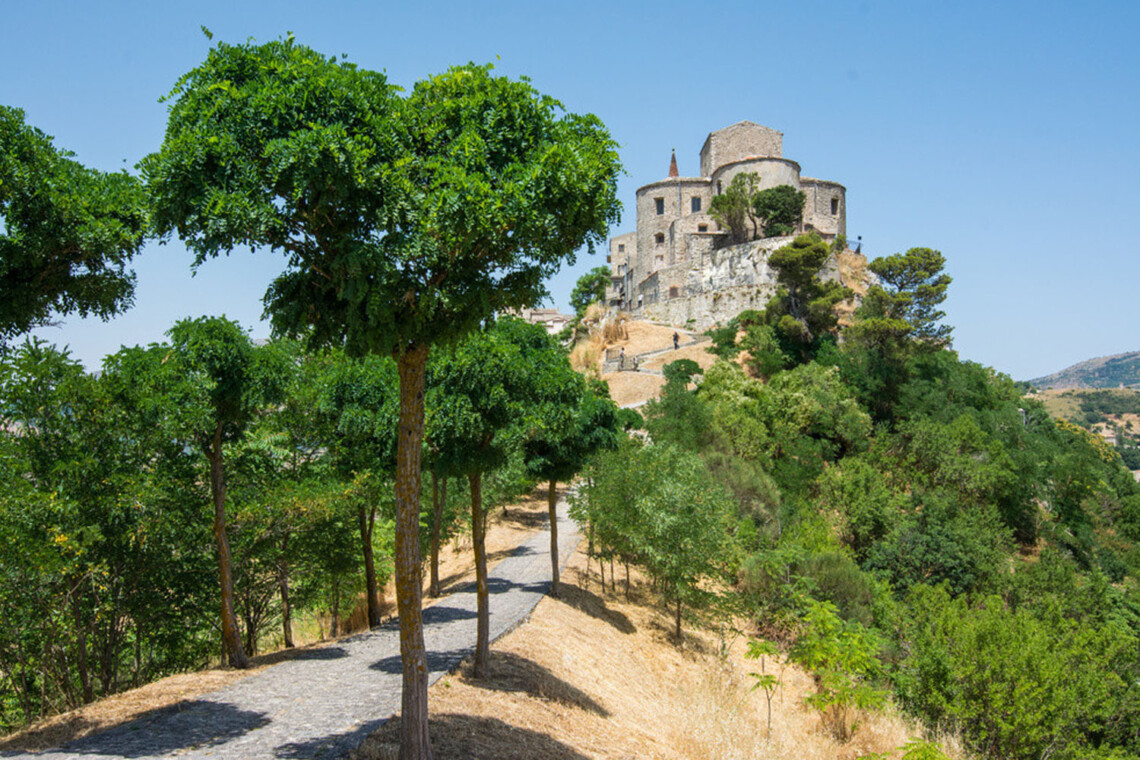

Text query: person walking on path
(672, 332), (679, 350)
(619, 346), (625, 371)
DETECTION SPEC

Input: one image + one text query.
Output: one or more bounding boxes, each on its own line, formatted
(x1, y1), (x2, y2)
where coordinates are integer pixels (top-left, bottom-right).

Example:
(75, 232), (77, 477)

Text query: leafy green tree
(427, 322), (528, 677)
(163, 317), (288, 668)
(524, 372), (621, 597)
(315, 349), (399, 629)
(867, 248), (952, 348)
(752, 185), (805, 237)
(145, 38), (621, 756)
(842, 248), (952, 421)
(709, 172), (760, 243)
(765, 233), (851, 363)
(0, 106), (147, 345)
(0, 341), (214, 724)
(790, 599), (887, 742)
(569, 265), (613, 316)
(898, 585), (1137, 760)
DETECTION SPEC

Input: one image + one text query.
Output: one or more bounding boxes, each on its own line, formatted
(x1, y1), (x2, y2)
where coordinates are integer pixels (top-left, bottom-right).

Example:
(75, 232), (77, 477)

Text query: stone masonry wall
(699, 121), (783, 177)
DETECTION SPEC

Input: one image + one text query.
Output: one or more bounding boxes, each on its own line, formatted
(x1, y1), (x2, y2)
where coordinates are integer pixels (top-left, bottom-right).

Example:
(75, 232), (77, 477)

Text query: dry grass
(601, 371), (666, 408)
(640, 342), (718, 373)
(835, 248), (871, 327)
(354, 550), (957, 760)
(0, 485), (558, 754)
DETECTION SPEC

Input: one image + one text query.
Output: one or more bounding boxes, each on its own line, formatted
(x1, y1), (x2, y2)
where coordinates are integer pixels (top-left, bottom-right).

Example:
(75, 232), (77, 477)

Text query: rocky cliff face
(637, 237), (869, 330)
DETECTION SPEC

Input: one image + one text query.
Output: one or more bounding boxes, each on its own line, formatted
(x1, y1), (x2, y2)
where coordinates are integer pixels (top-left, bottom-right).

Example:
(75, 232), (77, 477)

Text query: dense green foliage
(0, 106), (147, 346)
(593, 246), (1140, 757)
(751, 185), (805, 237)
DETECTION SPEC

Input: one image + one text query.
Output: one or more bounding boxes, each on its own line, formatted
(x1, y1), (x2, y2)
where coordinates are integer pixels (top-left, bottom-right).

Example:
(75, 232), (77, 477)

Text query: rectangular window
(669, 286), (680, 298)
(655, 233), (665, 245)
(618, 243), (625, 253)
(831, 197), (839, 215)
(655, 197), (665, 215)
(691, 196), (701, 213)
(698, 224), (708, 232)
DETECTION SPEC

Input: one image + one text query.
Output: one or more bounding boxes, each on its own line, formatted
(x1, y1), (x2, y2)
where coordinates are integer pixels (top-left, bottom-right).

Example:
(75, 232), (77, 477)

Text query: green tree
(314, 349), (399, 629)
(427, 322), (528, 677)
(842, 248), (952, 421)
(569, 265), (613, 316)
(144, 38), (621, 757)
(867, 248), (952, 348)
(0, 106), (147, 345)
(765, 233), (851, 363)
(0, 341), (215, 723)
(752, 185), (805, 237)
(709, 172), (760, 243)
(524, 369), (621, 597)
(790, 599), (887, 742)
(163, 317), (288, 669)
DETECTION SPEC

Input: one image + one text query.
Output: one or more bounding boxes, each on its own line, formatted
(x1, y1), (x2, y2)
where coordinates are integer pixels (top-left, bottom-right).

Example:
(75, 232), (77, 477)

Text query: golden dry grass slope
(353, 548), (956, 760)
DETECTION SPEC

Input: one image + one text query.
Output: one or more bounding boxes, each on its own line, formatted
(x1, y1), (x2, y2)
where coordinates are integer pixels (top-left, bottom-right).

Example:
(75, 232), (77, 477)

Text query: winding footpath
(14, 497), (580, 760)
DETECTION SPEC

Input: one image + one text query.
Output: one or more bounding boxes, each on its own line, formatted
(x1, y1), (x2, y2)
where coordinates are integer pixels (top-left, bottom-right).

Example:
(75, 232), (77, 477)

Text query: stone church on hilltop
(606, 121), (853, 329)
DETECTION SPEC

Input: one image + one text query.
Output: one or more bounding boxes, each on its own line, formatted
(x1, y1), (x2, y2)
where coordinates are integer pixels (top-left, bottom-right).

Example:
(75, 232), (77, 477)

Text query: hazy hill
(1027, 350), (1140, 389)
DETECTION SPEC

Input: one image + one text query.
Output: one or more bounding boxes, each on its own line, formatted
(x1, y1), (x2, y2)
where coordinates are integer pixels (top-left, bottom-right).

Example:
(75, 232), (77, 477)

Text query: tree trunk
(279, 534), (294, 648)
(429, 472), (443, 598)
(675, 598), (683, 638)
(547, 479), (560, 598)
(360, 503), (382, 628)
(70, 583), (93, 704)
(469, 471), (490, 678)
(394, 346), (433, 760)
(207, 424), (248, 669)
(625, 562), (631, 601)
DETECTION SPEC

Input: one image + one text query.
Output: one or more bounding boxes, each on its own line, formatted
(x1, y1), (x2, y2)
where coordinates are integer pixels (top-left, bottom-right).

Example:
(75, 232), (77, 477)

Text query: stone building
(606, 121), (849, 329)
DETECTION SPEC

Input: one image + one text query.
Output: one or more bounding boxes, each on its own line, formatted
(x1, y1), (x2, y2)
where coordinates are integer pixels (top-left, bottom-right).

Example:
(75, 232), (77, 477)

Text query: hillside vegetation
(1028, 350), (1140, 389)
(565, 240), (1140, 760)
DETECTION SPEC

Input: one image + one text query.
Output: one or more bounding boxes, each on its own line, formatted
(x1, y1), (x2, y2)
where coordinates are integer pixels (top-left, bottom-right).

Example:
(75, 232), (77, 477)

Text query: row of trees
(4, 34), (625, 757)
(577, 232), (1140, 759)
(0, 315), (621, 731)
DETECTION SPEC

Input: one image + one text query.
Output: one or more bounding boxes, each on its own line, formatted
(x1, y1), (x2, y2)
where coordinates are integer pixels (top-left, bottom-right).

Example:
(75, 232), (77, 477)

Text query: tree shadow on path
(29, 700), (270, 758)
(354, 713), (594, 760)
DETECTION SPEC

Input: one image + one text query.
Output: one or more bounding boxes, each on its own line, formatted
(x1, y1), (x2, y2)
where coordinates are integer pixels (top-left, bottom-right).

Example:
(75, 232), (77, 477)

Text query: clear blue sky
(4, 0), (1138, 380)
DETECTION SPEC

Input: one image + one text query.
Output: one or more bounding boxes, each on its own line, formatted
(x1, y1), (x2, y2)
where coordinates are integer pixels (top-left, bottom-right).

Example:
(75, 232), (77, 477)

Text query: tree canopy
(0, 106), (147, 346)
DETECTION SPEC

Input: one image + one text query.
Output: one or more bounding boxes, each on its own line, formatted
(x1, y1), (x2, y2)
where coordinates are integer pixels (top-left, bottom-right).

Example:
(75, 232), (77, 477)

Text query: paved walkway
(16, 498), (580, 760)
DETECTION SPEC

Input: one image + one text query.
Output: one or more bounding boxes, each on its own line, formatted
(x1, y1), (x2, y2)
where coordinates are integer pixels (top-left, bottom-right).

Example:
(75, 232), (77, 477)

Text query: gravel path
(15, 497), (580, 760)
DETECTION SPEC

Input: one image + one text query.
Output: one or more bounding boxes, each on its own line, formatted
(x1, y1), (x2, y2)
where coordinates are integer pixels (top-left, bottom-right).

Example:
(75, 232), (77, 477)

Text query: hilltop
(1027, 350), (1140, 389)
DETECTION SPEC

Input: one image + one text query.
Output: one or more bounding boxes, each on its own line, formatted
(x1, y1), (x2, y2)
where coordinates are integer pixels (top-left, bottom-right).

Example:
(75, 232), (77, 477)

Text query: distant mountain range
(1028, 351), (1140, 390)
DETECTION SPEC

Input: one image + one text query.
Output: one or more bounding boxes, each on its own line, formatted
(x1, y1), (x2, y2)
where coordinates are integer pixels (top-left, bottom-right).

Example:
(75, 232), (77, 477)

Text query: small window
(655, 197), (665, 215)
(831, 197), (839, 215)
(655, 254), (664, 265)
(668, 286), (680, 298)
(698, 224), (708, 232)
(618, 243), (625, 253)
(655, 233), (665, 245)
(716, 181), (722, 195)
(691, 196), (701, 213)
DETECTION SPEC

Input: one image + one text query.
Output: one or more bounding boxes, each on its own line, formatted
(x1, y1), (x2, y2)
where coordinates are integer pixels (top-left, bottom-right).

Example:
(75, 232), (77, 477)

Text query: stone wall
(635, 236), (859, 331)
(699, 121), (783, 177)
(801, 178), (846, 239)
